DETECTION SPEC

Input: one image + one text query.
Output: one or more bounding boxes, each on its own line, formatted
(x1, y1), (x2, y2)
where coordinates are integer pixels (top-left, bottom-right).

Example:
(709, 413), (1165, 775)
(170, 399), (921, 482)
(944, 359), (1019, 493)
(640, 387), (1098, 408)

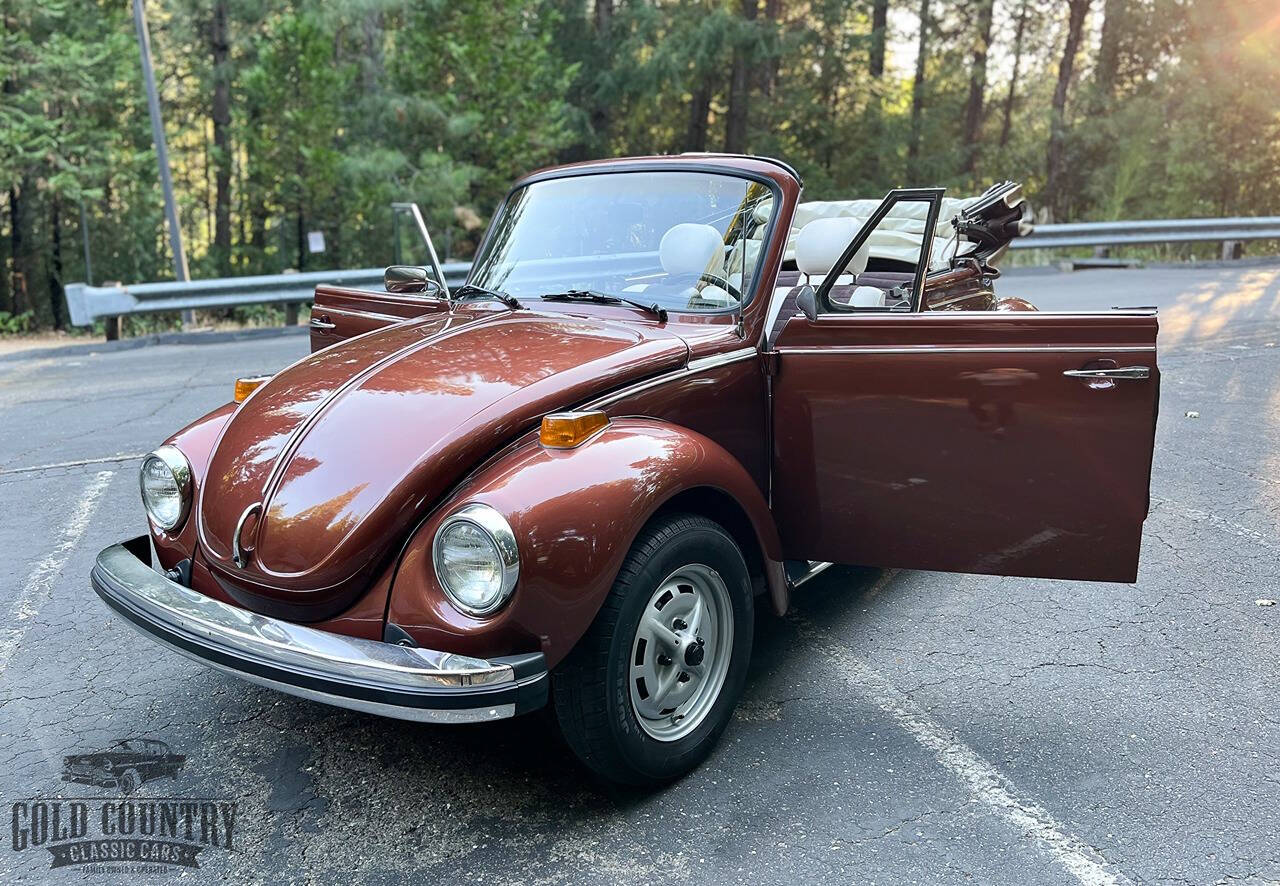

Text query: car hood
(196, 307), (688, 617)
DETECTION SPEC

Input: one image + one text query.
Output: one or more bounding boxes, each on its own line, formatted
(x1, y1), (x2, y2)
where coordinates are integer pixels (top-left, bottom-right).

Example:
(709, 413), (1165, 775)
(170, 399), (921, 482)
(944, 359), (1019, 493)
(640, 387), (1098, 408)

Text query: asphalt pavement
(0, 263), (1277, 885)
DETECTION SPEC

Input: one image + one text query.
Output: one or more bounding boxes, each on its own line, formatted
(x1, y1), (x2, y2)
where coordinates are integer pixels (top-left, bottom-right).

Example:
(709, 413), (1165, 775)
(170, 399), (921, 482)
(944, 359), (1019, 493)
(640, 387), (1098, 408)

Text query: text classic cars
(90, 154), (1159, 785)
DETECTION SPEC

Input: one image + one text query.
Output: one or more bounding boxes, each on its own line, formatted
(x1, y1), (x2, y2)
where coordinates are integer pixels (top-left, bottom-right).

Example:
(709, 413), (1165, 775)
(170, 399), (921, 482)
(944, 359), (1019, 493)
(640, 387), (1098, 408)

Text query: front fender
(386, 418), (782, 669)
(149, 402), (237, 570)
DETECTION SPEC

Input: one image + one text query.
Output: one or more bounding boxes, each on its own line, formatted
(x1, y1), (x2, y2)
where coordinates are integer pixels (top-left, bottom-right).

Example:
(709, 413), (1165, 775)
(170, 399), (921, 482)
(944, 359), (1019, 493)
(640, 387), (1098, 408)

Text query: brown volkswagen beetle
(92, 155), (1159, 785)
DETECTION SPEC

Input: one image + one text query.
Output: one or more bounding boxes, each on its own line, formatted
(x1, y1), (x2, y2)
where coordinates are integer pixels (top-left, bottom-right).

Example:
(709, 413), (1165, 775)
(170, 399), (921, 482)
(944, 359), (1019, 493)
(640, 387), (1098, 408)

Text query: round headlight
(432, 503), (519, 617)
(139, 446), (192, 532)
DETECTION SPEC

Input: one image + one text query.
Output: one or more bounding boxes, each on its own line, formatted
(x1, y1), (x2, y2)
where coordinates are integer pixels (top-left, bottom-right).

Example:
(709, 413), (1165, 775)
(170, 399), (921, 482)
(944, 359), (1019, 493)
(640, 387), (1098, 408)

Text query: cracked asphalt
(0, 263), (1277, 885)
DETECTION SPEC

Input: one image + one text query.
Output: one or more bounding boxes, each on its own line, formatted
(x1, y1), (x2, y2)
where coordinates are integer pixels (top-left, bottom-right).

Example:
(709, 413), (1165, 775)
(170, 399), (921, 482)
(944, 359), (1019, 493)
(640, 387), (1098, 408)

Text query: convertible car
(62, 738), (185, 795)
(91, 154), (1159, 785)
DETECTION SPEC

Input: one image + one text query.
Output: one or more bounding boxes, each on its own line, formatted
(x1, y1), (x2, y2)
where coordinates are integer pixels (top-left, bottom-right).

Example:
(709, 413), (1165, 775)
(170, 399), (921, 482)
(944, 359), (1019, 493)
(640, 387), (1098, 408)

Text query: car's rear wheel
(552, 513), (753, 786)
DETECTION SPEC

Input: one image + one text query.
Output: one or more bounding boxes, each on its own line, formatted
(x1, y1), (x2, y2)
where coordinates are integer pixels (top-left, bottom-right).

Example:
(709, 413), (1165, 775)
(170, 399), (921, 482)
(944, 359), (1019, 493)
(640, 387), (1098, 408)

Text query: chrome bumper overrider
(91, 537), (546, 723)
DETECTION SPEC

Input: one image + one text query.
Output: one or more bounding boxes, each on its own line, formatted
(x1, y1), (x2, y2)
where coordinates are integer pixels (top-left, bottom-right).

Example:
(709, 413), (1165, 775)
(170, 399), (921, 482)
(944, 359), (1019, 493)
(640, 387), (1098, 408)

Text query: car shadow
(208, 565), (902, 821)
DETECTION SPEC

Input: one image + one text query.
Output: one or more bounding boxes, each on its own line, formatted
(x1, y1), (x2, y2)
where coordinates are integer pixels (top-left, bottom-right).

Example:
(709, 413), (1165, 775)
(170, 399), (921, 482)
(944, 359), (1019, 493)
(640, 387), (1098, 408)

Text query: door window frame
(813, 188), (944, 315)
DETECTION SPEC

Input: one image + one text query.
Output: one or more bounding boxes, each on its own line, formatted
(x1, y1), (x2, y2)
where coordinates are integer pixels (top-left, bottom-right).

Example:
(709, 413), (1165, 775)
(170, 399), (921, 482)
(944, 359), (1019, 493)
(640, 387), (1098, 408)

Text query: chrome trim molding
(231, 502), (262, 569)
(792, 561), (833, 587)
(776, 345), (1156, 355)
(195, 310), (478, 560)
(590, 346), (759, 409)
(185, 659), (518, 724)
(140, 446), (192, 532)
(433, 503), (521, 617)
(925, 309), (1158, 317)
(92, 539), (543, 723)
(589, 370), (687, 408)
(686, 346), (758, 373)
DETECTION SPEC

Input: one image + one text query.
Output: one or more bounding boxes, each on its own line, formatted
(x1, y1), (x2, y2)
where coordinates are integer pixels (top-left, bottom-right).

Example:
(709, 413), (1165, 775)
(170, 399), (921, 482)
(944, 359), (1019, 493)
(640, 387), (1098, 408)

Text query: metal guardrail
(64, 263), (472, 328)
(1014, 217), (1280, 250)
(63, 217), (1280, 330)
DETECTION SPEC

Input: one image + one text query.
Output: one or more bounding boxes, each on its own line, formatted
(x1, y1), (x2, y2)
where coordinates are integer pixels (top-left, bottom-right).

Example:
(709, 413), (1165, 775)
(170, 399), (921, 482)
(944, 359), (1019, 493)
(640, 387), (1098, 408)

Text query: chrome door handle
(1063, 366), (1150, 380)
(309, 318), (336, 330)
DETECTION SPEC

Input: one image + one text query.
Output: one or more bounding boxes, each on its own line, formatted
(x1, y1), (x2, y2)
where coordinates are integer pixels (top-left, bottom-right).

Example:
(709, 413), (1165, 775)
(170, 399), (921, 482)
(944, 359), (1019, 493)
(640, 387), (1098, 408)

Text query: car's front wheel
(552, 513), (753, 786)
(117, 769), (141, 796)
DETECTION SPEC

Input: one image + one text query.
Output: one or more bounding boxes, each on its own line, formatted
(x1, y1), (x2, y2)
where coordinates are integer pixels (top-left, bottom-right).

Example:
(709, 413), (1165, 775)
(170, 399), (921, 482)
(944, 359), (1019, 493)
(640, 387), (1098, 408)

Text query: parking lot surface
(1, 264), (1277, 885)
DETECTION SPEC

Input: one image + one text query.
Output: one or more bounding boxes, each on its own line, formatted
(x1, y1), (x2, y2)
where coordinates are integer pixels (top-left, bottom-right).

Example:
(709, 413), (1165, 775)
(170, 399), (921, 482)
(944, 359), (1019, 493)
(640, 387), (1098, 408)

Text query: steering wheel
(698, 272), (743, 302)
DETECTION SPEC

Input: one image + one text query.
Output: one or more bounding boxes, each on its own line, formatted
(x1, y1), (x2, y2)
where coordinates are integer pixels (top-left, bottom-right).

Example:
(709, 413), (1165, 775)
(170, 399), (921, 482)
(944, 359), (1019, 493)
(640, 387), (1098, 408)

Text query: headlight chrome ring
(139, 445), (193, 532)
(432, 503), (520, 618)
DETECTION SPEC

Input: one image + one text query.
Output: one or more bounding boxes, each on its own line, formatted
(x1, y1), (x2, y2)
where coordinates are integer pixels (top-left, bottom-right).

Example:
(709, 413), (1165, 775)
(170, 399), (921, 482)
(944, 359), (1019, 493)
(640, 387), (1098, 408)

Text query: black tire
(552, 513), (754, 786)
(117, 769), (141, 796)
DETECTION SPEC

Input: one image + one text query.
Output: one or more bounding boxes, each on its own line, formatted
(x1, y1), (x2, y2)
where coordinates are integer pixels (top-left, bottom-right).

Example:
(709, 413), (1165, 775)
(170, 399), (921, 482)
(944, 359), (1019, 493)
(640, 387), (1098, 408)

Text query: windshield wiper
(539, 289), (667, 322)
(453, 282), (522, 311)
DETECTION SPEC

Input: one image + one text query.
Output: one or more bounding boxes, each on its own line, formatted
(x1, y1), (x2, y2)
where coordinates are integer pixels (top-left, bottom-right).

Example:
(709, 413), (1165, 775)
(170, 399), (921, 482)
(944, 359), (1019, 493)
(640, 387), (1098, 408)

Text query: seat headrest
(794, 217), (869, 277)
(660, 223), (723, 276)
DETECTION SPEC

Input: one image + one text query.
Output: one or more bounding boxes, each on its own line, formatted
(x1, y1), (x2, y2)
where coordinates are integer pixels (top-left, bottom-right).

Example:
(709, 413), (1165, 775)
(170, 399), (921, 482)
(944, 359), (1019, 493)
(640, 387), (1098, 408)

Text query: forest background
(2, 0), (1277, 332)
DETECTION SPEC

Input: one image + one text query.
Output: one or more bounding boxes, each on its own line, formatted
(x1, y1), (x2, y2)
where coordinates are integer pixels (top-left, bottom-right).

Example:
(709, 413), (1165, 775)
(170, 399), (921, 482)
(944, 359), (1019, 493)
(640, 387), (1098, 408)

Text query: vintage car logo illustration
(11, 739), (234, 873)
(61, 738), (185, 796)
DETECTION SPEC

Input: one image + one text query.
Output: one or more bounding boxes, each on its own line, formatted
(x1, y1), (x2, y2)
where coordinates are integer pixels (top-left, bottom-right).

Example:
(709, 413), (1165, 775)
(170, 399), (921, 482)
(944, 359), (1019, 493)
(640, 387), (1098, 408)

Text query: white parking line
(1153, 499), (1276, 551)
(0, 453), (145, 476)
(807, 569), (1132, 886)
(0, 470), (114, 676)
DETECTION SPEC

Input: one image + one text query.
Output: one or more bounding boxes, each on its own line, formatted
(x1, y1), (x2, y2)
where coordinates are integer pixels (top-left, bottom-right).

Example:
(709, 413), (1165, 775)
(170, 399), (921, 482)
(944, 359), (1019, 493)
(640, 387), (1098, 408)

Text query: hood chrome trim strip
(196, 311), (486, 567)
(255, 317), (474, 499)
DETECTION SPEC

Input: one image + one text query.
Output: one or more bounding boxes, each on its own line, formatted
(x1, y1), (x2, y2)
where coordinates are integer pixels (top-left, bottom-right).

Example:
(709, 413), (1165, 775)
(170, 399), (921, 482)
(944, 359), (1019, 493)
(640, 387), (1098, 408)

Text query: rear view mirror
(384, 265), (441, 294)
(795, 285), (818, 322)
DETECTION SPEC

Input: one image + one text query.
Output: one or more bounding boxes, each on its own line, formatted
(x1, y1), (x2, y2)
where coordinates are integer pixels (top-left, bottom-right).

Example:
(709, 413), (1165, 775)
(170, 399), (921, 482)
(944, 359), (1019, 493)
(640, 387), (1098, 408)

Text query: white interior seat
(659, 223), (723, 277)
(845, 285), (887, 308)
(794, 217), (870, 282)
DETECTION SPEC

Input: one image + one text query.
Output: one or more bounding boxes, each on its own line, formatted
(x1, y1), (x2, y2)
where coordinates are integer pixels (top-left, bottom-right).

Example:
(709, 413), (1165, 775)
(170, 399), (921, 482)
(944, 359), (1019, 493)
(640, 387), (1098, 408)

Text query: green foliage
(0, 310), (34, 335)
(1, 0), (1277, 331)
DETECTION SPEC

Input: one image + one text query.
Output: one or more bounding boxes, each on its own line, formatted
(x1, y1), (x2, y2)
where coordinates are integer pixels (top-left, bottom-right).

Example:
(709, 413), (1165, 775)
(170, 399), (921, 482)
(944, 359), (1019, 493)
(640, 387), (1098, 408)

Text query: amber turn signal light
(234, 375), (271, 403)
(540, 411), (609, 449)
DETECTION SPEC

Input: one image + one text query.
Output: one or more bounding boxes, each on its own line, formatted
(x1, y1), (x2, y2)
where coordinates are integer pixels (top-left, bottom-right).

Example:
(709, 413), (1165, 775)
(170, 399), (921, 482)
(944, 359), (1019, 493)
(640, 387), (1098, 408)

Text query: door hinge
(763, 350), (781, 377)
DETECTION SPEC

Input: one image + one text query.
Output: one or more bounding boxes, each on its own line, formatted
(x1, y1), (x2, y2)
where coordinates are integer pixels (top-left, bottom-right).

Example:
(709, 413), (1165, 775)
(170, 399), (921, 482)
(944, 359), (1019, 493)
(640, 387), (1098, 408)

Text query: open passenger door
(769, 190), (1159, 582)
(309, 203), (452, 351)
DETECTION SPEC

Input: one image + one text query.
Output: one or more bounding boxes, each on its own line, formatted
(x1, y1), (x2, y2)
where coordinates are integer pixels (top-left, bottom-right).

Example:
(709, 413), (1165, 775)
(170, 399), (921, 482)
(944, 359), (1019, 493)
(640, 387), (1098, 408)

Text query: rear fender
(386, 418), (784, 669)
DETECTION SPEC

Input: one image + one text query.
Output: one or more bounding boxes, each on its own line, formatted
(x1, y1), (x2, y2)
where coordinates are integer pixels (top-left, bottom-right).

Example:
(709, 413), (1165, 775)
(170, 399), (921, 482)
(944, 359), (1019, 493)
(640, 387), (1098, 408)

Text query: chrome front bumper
(91, 537), (547, 723)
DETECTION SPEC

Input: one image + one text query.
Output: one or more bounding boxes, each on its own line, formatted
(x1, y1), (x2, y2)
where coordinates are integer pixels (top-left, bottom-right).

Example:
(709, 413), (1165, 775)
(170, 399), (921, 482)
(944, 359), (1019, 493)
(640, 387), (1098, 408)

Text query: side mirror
(795, 285), (818, 322)
(384, 265), (441, 294)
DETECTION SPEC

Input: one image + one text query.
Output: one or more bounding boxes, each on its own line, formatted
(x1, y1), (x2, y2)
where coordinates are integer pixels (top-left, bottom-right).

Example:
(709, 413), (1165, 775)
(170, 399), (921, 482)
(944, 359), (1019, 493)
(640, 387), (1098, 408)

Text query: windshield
(467, 171), (776, 313)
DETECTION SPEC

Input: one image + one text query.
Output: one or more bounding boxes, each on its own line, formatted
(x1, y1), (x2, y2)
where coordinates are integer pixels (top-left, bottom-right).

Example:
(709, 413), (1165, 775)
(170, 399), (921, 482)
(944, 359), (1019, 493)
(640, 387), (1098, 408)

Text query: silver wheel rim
(628, 563), (734, 742)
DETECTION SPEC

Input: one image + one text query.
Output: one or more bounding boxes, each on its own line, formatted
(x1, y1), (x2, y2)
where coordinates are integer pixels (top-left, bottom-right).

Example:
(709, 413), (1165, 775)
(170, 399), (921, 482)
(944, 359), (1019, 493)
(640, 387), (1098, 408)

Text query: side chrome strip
(776, 344), (1156, 355)
(977, 309), (1157, 316)
(686, 346), (759, 372)
(587, 370), (689, 409)
(589, 346), (759, 409)
(792, 561), (833, 587)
